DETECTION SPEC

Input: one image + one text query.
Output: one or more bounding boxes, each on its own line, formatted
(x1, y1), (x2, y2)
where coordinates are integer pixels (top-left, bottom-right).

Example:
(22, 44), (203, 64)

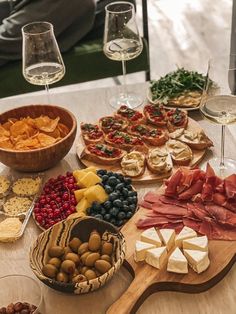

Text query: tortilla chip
(37, 133), (57, 147)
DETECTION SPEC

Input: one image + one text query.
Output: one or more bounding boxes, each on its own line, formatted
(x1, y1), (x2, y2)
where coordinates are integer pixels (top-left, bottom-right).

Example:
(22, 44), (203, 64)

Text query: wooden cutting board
(106, 205), (236, 314)
(77, 117), (207, 184)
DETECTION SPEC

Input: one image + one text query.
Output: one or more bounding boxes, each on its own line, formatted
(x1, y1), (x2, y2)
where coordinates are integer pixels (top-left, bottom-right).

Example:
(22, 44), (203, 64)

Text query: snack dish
(143, 104), (167, 127)
(80, 123), (104, 145)
(146, 148), (173, 175)
(115, 105), (146, 124)
(121, 151), (146, 177)
(166, 108), (188, 132)
(166, 139), (193, 165)
(127, 124), (168, 146)
(99, 116), (128, 133)
(12, 177), (42, 196)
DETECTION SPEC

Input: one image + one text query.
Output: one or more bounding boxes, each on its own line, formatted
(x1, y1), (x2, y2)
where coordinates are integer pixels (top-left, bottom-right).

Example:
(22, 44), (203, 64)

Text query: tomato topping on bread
(80, 123), (104, 144)
(166, 108), (188, 132)
(127, 124), (168, 146)
(99, 116), (128, 133)
(143, 104), (167, 126)
(116, 105), (145, 124)
(105, 130), (147, 151)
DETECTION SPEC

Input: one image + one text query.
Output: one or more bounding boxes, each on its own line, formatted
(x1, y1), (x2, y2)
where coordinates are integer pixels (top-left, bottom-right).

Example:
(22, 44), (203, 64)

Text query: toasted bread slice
(80, 123), (104, 145)
(147, 148), (173, 175)
(99, 116), (128, 133)
(166, 139), (193, 166)
(121, 151), (146, 177)
(143, 104), (167, 127)
(81, 143), (125, 165)
(115, 105), (146, 125)
(166, 108), (188, 132)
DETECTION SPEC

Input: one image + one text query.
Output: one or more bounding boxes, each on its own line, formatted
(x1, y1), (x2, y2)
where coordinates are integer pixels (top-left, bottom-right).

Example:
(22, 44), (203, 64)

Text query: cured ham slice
(183, 218), (202, 232)
(178, 180), (204, 200)
(164, 169), (182, 197)
(159, 195), (188, 208)
(144, 191), (161, 203)
(139, 200), (153, 209)
(224, 174), (236, 200)
(151, 201), (187, 216)
(136, 217), (170, 229)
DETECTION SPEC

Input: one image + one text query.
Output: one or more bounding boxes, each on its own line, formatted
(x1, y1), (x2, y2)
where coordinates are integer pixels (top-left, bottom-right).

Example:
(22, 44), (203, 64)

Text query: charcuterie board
(77, 117), (207, 184)
(106, 186), (236, 314)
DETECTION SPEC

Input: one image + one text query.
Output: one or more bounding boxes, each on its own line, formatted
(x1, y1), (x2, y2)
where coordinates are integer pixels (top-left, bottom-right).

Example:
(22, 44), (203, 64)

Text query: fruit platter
(77, 104), (213, 183)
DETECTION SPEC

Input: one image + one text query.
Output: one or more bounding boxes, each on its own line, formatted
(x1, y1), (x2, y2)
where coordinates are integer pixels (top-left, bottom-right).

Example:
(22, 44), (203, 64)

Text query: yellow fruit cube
(82, 166), (97, 174)
(73, 170), (86, 183)
(84, 185), (108, 204)
(76, 197), (91, 213)
(74, 188), (87, 203)
(79, 172), (102, 188)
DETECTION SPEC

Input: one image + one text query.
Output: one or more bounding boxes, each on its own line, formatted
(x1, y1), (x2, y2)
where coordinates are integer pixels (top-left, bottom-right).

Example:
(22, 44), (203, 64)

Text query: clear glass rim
(105, 1), (134, 14)
(0, 274), (43, 308)
(22, 21), (53, 35)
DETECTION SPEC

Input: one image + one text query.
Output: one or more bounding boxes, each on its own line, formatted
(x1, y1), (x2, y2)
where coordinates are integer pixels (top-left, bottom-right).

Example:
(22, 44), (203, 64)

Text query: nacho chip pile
(0, 115), (69, 150)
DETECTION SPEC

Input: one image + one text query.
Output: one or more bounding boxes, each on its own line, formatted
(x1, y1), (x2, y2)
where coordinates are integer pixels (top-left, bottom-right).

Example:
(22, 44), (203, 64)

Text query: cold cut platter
(106, 164), (236, 314)
(77, 105), (213, 183)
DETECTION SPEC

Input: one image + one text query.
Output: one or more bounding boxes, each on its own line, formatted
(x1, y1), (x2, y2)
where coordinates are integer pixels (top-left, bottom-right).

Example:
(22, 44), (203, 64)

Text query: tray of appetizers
(106, 165), (236, 314)
(76, 104), (213, 183)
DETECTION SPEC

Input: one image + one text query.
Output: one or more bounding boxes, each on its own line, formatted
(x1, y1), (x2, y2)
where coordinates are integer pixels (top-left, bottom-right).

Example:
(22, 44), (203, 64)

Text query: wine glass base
(207, 158), (236, 178)
(109, 93), (143, 109)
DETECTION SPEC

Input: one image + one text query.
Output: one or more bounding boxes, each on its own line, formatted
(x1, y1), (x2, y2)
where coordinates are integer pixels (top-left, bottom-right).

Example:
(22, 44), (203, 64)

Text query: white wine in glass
(103, 1), (143, 109)
(22, 21), (65, 101)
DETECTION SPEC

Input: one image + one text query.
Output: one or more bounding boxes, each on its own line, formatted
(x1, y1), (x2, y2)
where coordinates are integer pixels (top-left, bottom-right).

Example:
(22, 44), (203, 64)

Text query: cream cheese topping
(148, 148), (172, 173)
(121, 151), (145, 177)
(166, 139), (192, 161)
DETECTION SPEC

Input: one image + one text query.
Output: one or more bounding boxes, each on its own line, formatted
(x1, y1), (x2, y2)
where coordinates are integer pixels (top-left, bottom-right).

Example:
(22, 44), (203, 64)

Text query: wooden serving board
(77, 117), (207, 184)
(106, 205), (236, 314)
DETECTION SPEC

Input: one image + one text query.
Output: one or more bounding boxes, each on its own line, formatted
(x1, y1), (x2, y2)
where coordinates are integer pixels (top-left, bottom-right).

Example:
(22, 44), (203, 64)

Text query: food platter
(77, 116), (208, 183)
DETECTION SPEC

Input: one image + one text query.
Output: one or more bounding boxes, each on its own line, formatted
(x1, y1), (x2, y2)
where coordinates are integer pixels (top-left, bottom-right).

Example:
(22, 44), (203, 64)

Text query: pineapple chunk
(82, 166), (97, 174)
(73, 169), (86, 183)
(79, 172), (102, 188)
(84, 185), (108, 204)
(74, 188), (87, 203)
(76, 197), (91, 213)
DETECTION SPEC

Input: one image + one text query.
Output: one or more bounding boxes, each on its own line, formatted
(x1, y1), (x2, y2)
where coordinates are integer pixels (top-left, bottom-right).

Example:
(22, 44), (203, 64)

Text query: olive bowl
(29, 216), (126, 294)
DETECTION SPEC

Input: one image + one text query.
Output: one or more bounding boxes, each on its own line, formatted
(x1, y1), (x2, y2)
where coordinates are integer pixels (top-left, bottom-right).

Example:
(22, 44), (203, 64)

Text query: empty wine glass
(103, 1), (143, 109)
(22, 21), (65, 102)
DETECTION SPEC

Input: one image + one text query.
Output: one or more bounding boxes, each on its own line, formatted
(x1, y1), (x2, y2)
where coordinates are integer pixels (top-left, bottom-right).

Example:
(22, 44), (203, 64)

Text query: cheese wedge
(175, 226), (197, 248)
(183, 236), (208, 252)
(184, 249), (210, 274)
(167, 247), (188, 274)
(141, 227), (162, 247)
(145, 246), (167, 269)
(159, 229), (175, 251)
(134, 240), (155, 262)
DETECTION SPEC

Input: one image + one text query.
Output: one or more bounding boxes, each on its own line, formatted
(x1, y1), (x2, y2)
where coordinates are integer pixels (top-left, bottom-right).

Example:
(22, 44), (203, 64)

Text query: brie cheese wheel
(175, 226), (197, 248)
(145, 246), (167, 269)
(159, 229), (175, 251)
(183, 235), (208, 252)
(167, 247), (188, 274)
(141, 227), (162, 247)
(184, 249), (210, 274)
(134, 240), (156, 262)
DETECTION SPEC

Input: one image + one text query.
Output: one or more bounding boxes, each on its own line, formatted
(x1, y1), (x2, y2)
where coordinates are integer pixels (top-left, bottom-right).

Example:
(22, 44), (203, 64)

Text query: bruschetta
(147, 148), (173, 175)
(121, 151), (146, 177)
(166, 139), (193, 166)
(81, 143), (125, 165)
(115, 105), (146, 124)
(127, 124), (169, 146)
(143, 104), (167, 127)
(169, 128), (213, 150)
(80, 123), (104, 145)
(104, 130), (148, 152)
(99, 116), (128, 133)
(166, 108), (188, 132)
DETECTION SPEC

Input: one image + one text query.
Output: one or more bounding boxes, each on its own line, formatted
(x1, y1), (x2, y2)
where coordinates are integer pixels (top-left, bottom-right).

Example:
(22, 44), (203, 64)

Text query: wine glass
(103, 1), (143, 109)
(22, 21), (65, 102)
(200, 58), (236, 177)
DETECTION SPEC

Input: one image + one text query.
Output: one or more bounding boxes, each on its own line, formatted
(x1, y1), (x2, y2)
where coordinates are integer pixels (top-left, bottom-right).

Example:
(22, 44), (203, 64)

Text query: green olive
(61, 260), (76, 274)
(56, 272), (69, 283)
(42, 264), (58, 278)
(65, 253), (80, 266)
(101, 255), (111, 263)
(69, 237), (82, 252)
(84, 269), (97, 280)
(101, 242), (113, 256)
(48, 246), (64, 258)
(88, 232), (101, 252)
(78, 242), (89, 255)
(48, 257), (61, 269)
(80, 251), (91, 265)
(80, 266), (89, 275)
(95, 260), (112, 274)
(85, 252), (100, 267)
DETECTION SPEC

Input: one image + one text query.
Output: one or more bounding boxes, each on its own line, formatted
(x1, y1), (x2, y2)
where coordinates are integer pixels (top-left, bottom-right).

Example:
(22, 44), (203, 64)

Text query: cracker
(12, 177), (41, 196)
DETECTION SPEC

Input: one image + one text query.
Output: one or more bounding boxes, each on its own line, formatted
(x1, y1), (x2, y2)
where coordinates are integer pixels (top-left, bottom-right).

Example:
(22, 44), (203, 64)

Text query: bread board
(106, 199), (236, 313)
(77, 117), (208, 183)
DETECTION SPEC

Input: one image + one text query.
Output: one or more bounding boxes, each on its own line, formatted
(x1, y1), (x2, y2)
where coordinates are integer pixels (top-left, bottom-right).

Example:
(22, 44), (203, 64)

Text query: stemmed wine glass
(103, 1), (143, 109)
(200, 58), (236, 177)
(22, 21), (65, 102)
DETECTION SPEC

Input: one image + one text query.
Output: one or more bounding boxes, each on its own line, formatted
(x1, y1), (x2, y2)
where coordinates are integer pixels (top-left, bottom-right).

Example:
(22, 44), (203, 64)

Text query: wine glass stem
(220, 124), (226, 169)
(45, 83), (50, 104)
(121, 59), (127, 98)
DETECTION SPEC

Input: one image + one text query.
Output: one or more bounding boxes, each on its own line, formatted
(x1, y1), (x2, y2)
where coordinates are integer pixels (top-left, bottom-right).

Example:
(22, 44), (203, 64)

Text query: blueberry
(108, 176), (118, 186)
(129, 204), (136, 212)
(115, 183), (124, 191)
(105, 185), (113, 194)
(102, 174), (109, 182)
(104, 213), (111, 221)
(95, 214), (103, 220)
(117, 174), (124, 181)
(123, 200), (128, 206)
(124, 177), (132, 185)
(110, 207), (119, 217)
(110, 218), (117, 225)
(117, 211), (126, 220)
(122, 188), (129, 197)
(116, 219), (124, 227)
(109, 192), (119, 202)
(133, 196), (138, 204)
(119, 196), (124, 201)
(126, 211), (133, 219)
(103, 200), (112, 209)
(97, 169), (107, 176)
(100, 207), (107, 215)
(127, 197), (134, 204)
(92, 201), (101, 211)
(126, 185), (133, 191)
(107, 171), (114, 177)
(113, 199), (123, 208)
(128, 190), (136, 197)
(123, 205), (130, 212)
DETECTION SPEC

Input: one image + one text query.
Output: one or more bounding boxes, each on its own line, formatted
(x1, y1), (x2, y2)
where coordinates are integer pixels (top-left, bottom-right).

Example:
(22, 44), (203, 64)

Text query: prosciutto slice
(151, 201), (187, 216)
(144, 191), (161, 203)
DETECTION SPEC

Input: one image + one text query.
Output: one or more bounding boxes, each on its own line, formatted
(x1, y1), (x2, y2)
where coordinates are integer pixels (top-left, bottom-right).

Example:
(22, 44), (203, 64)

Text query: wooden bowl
(0, 104), (77, 171)
(29, 216), (126, 294)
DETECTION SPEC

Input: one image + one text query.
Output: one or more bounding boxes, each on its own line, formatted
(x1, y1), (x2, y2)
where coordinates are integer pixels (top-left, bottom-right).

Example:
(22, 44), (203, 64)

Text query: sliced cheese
(184, 249), (210, 274)
(167, 247), (188, 274)
(175, 226), (197, 248)
(134, 240), (155, 262)
(159, 229), (175, 251)
(145, 246), (167, 269)
(141, 227), (162, 247)
(183, 236), (208, 252)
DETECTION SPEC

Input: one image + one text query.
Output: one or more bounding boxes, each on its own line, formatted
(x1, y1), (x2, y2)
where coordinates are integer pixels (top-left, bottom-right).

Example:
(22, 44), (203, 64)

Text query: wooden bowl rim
(0, 104), (77, 153)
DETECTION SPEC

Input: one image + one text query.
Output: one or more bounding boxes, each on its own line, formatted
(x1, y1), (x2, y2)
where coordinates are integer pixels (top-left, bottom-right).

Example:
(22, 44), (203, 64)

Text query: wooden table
(0, 83), (236, 314)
